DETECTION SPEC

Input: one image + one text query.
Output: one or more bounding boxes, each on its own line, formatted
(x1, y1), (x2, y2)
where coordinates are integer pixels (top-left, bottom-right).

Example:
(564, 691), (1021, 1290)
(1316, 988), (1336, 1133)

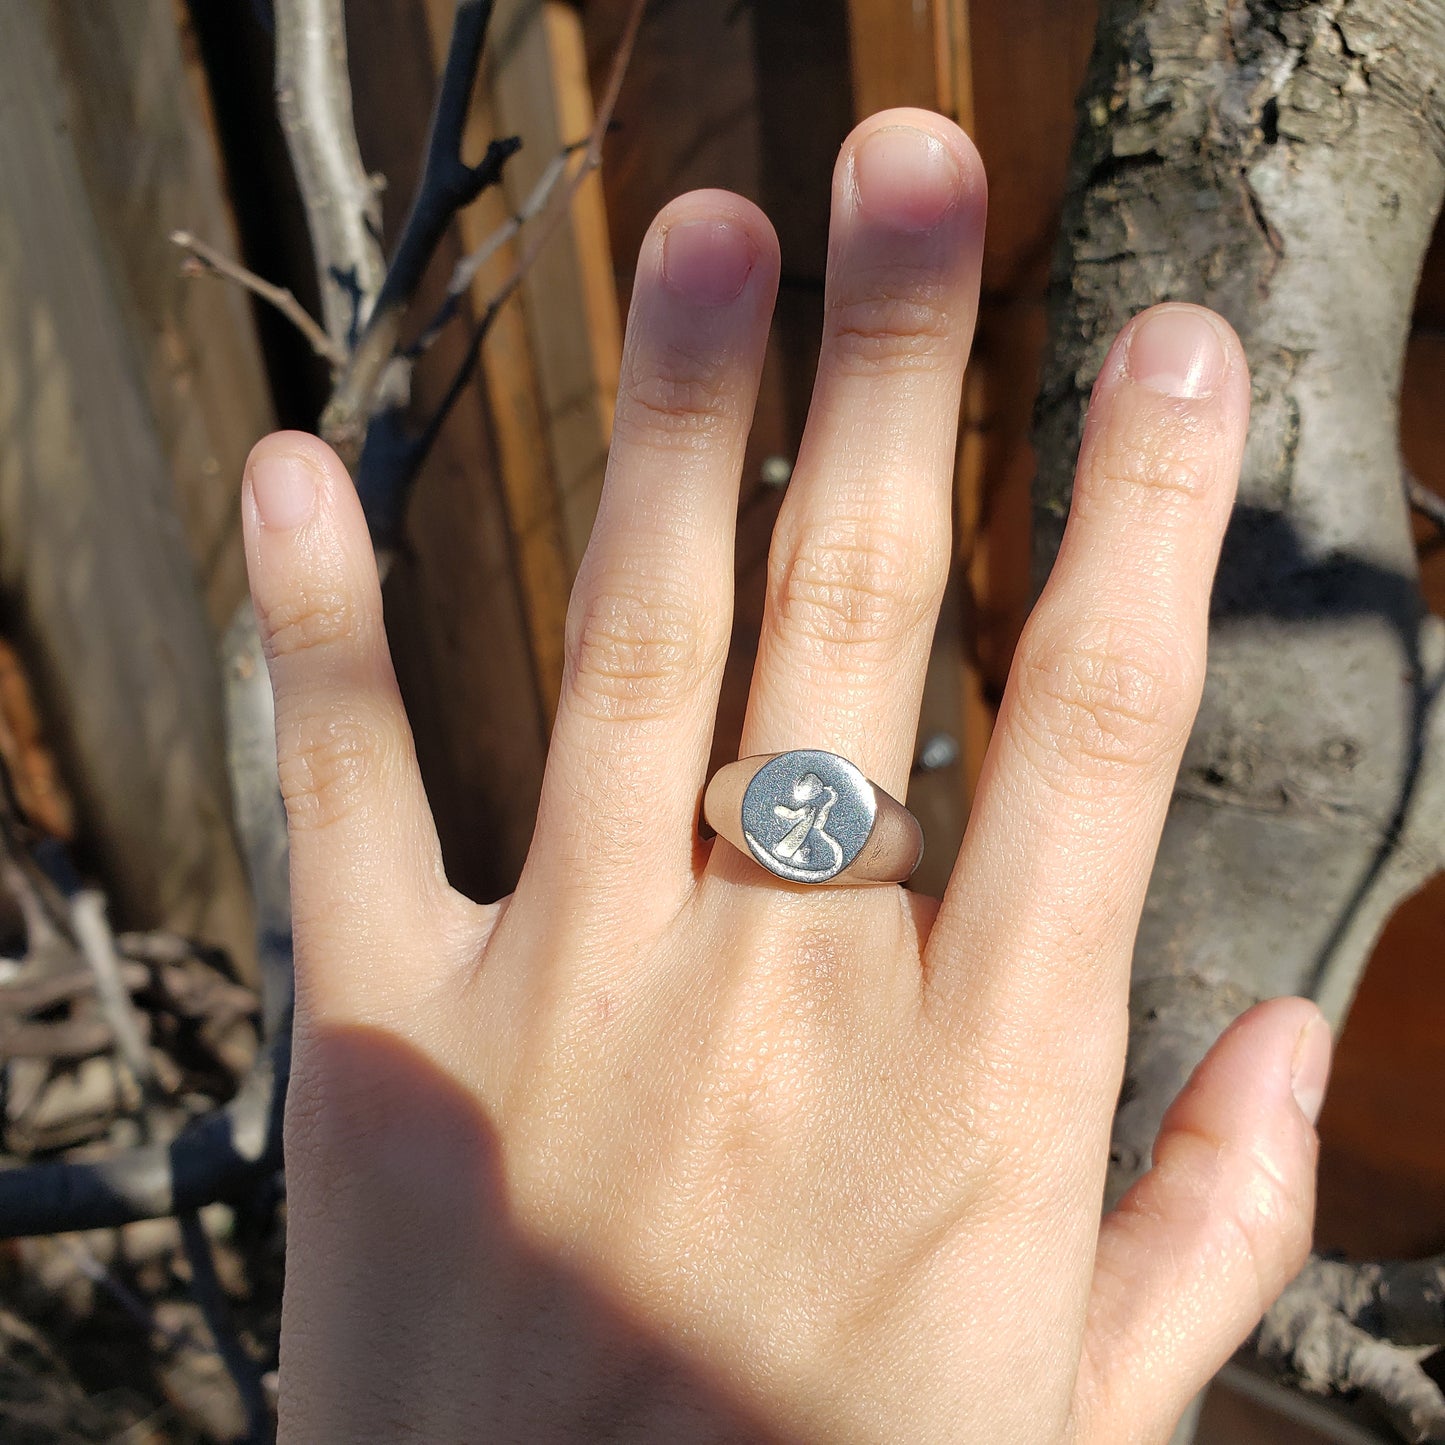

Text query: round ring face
(741, 750), (876, 883)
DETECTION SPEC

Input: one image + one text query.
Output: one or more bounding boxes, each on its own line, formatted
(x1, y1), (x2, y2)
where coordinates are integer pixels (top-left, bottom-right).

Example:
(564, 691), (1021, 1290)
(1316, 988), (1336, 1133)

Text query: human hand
(243, 108), (1330, 1443)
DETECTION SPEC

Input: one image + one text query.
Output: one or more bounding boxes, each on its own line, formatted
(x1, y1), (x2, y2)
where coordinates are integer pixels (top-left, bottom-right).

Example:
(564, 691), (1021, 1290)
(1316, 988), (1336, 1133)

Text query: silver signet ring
(703, 750), (923, 885)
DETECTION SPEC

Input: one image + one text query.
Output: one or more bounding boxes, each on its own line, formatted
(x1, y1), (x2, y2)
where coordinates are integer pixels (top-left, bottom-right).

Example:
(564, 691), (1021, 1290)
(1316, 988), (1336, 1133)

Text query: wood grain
(0, 2), (256, 968)
(45, 1), (277, 636)
(346, 1), (551, 901)
(485, 0), (623, 574)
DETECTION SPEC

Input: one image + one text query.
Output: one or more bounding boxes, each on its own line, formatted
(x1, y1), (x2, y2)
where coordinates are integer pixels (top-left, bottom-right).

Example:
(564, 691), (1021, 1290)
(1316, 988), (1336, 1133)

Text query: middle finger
(736, 109), (985, 802)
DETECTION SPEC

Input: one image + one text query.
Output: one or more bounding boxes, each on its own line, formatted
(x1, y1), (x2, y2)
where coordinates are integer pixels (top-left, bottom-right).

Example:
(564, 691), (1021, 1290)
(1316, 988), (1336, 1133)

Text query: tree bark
(1040, 2), (1445, 1434)
(1036, 0), (1445, 1202)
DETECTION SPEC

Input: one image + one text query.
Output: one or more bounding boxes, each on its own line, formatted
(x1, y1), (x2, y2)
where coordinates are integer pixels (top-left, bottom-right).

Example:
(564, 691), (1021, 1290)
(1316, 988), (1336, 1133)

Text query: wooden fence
(3, 3), (1441, 1435)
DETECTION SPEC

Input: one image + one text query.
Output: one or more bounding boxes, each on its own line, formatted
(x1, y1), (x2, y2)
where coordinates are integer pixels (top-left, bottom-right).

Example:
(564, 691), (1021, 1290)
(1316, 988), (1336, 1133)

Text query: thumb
(1071, 996), (1331, 1445)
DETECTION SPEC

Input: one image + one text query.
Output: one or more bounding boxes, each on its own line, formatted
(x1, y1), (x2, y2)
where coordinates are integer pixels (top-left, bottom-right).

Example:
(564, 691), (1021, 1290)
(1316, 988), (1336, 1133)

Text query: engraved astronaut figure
(770, 771), (843, 874)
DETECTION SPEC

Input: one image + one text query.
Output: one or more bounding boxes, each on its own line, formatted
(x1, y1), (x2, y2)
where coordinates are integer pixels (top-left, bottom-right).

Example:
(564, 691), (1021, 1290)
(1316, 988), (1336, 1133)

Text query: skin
(242, 109), (1331, 1443)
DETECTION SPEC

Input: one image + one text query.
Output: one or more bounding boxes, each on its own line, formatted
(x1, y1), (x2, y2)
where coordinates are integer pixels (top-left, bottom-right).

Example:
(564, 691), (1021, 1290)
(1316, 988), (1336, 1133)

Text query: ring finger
(736, 109), (986, 802)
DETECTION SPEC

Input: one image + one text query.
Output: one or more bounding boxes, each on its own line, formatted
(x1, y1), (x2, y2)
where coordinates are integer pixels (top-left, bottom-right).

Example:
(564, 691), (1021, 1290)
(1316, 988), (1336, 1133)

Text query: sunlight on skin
(243, 108), (1330, 1444)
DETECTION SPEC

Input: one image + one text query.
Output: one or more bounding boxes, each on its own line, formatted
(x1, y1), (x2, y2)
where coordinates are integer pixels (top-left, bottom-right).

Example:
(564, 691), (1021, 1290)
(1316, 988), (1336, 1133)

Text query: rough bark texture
(1258, 1253), (1445, 1439)
(1037, 0), (1445, 1200)
(1038, 1), (1445, 1436)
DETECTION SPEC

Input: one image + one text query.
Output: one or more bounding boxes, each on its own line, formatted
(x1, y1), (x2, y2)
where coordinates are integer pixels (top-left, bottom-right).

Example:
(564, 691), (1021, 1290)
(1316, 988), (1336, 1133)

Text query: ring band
(703, 750), (923, 885)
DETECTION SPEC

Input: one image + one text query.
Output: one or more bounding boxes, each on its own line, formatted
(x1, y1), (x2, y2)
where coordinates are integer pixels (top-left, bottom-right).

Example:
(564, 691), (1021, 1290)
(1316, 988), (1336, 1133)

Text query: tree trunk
(1035, 0), (1445, 1207)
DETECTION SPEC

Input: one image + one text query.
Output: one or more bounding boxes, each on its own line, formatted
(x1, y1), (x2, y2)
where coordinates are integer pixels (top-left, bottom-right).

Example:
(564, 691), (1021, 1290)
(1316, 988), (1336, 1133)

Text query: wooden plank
(844, 0), (976, 126)
(415, 0), (574, 721)
(485, 0), (623, 573)
(582, 0), (851, 777)
(45, 2), (278, 637)
(846, 0), (940, 119)
(843, 0), (977, 891)
(961, 0), (1099, 802)
(0, 2), (254, 965)
(345, 1), (550, 901)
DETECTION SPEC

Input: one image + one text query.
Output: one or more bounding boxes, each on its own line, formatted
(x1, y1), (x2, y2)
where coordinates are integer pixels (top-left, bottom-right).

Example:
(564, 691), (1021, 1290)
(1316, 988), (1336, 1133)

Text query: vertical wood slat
(484, 0), (623, 574)
(843, 0), (977, 894)
(581, 0), (853, 778)
(419, 0), (571, 719)
(47, 1), (279, 636)
(0, 1), (258, 969)
(958, 0), (1099, 802)
(421, 0), (625, 720)
(344, 1), (551, 901)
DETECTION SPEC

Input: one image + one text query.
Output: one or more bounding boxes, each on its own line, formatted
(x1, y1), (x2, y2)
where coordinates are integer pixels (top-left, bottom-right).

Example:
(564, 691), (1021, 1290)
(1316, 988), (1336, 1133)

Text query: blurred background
(0, 1), (1441, 1439)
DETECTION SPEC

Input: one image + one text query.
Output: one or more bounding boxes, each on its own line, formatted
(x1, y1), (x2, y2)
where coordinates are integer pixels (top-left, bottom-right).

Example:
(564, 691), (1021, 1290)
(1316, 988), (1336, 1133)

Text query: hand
(242, 108), (1330, 1443)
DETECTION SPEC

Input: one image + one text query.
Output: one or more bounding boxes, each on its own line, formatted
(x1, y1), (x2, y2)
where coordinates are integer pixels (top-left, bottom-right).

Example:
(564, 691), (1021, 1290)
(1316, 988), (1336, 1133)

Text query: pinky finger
(1070, 997), (1332, 1445)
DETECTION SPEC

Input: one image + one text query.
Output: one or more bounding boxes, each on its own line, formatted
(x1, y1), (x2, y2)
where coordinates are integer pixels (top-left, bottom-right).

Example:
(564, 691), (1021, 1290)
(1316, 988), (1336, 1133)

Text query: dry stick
(69, 891), (157, 1099)
(177, 1210), (272, 1445)
(409, 143), (576, 356)
(414, 0), (648, 462)
(273, 0), (385, 349)
(170, 231), (345, 368)
(71, 892), (271, 1444)
(1408, 472), (1445, 533)
(321, 0), (513, 457)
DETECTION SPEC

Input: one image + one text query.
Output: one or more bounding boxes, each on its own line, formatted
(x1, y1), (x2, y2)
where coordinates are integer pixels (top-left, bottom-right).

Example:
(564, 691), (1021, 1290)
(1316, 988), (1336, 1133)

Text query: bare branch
(1408, 472), (1445, 534)
(321, 0), (513, 460)
(177, 1212), (272, 1444)
(273, 0), (386, 350)
(413, 0), (648, 463)
(170, 230), (345, 367)
(70, 889), (158, 1099)
(0, 1029), (287, 1238)
(1259, 1253), (1445, 1442)
(410, 143), (576, 356)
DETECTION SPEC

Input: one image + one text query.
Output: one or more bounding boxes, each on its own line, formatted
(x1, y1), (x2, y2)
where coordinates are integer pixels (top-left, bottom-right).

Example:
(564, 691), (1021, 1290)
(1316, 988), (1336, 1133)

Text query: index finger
(925, 305), (1249, 1116)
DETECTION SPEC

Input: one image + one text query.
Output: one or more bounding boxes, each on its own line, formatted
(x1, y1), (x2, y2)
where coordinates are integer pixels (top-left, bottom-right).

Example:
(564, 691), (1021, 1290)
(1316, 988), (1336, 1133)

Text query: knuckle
(564, 583), (722, 724)
(1012, 618), (1198, 783)
(1089, 421), (1215, 511)
(260, 586), (357, 662)
(615, 344), (736, 451)
(827, 277), (954, 373)
(1232, 1136), (1316, 1295)
(276, 698), (394, 833)
(771, 514), (942, 659)
(1168, 1120), (1315, 1313)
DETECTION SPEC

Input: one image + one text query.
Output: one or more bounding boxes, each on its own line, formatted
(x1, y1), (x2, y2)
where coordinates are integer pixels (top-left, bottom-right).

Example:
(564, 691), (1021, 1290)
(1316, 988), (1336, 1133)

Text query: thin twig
(178, 1212), (272, 1444)
(373, 0), (509, 318)
(409, 143), (578, 356)
(1408, 471), (1445, 533)
(56, 1236), (194, 1354)
(321, 0), (512, 456)
(69, 890), (156, 1101)
(414, 0), (648, 461)
(170, 231), (345, 367)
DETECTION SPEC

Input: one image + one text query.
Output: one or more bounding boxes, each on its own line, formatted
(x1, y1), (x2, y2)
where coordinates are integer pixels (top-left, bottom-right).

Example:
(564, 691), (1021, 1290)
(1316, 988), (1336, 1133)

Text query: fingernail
(1125, 306), (1230, 398)
(852, 124), (963, 232)
(1290, 1014), (1333, 1126)
(661, 218), (755, 304)
(248, 451), (318, 531)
